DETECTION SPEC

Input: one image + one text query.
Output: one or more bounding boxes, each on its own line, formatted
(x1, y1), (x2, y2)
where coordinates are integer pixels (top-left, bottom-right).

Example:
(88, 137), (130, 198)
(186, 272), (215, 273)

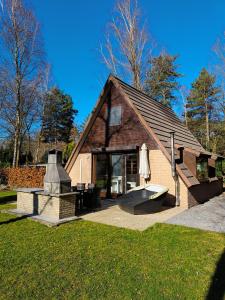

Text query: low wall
(17, 189), (78, 220)
(17, 191), (35, 214)
(188, 179), (223, 207)
(0, 167), (45, 188)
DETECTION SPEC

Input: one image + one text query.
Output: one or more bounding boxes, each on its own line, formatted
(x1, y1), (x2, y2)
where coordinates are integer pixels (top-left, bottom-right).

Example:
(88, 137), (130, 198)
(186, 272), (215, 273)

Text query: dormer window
(196, 157), (208, 181)
(215, 159), (223, 177)
(109, 106), (122, 126)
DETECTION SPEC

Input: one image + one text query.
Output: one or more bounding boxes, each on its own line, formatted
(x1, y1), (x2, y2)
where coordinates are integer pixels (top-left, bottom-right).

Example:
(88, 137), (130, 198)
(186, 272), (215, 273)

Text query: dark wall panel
(80, 84), (158, 153)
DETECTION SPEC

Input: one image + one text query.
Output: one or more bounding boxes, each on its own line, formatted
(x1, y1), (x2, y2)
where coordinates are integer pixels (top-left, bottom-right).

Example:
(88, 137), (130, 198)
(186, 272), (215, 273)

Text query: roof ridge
(109, 74), (178, 116)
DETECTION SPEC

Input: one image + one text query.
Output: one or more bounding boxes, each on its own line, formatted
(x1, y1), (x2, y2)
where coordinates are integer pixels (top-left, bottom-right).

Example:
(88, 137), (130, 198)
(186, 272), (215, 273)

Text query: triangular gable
(66, 75), (158, 173)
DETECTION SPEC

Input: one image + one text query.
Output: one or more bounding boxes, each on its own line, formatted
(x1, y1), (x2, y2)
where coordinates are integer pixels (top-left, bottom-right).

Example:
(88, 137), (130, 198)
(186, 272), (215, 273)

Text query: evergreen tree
(79, 114), (90, 134)
(0, 140), (14, 167)
(41, 88), (77, 145)
(187, 68), (221, 150)
(63, 141), (75, 164)
(210, 121), (225, 155)
(144, 54), (181, 107)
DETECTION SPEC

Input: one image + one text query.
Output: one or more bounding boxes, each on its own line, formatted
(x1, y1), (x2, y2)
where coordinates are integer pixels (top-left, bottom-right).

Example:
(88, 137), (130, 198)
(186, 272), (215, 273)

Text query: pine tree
(144, 54), (181, 107)
(79, 114), (90, 134)
(187, 68), (221, 150)
(41, 88), (77, 145)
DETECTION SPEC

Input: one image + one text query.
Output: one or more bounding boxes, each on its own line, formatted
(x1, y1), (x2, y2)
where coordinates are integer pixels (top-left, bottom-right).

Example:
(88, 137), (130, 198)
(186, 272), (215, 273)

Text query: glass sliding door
(95, 154), (108, 190)
(94, 152), (138, 197)
(111, 154), (123, 194)
(125, 153), (138, 192)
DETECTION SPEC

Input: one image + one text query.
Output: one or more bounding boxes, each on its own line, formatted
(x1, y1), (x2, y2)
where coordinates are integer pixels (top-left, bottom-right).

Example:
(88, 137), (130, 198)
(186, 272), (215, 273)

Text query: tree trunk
(205, 102), (210, 150)
(184, 104), (188, 128)
(12, 112), (20, 167)
(132, 65), (141, 90)
(35, 132), (41, 163)
(16, 136), (21, 166)
(25, 133), (31, 165)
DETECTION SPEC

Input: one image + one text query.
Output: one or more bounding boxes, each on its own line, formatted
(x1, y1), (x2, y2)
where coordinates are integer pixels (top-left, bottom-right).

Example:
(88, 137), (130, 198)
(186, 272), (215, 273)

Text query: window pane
(96, 154), (108, 189)
(111, 154), (123, 194)
(216, 160), (223, 177)
(111, 154), (122, 176)
(196, 158), (208, 180)
(126, 154), (137, 191)
(109, 106), (122, 126)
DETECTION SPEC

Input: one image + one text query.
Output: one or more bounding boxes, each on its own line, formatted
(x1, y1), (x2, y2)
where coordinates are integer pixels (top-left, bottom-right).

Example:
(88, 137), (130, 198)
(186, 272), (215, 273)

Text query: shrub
(0, 167), (46, 189)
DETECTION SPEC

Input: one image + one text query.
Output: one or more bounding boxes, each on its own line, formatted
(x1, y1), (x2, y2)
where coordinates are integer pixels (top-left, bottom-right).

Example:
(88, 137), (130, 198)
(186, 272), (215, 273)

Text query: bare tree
(0, 0), (45, 167)
(214, 34), (225, 77)
(34, 63), (52, 163)
(178, 85), (189, 127)
(213, 33), (225, 116)
(100, 0), (151, 90)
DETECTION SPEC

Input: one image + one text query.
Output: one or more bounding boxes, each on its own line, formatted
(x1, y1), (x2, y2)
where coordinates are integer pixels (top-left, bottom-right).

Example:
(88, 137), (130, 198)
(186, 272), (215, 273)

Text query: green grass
(0, 200), (225, 299)
(0, 191), (17, 210)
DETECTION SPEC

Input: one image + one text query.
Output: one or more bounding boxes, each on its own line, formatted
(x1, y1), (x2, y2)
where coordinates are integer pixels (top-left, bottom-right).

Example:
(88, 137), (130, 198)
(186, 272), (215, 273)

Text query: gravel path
(167, 193), (225, 233)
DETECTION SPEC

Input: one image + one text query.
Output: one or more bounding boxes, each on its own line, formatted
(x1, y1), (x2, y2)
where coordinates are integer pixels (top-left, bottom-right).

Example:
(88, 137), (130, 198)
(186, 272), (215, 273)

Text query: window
(223, 159), (225, 174)
(196, 157), (208, 181)
(95, 154), (108, 189)
(109, 106), (122, 126)
(215, 160), (223, 177)
(126, 154), (138, 175)
(126, 153), (138, 192)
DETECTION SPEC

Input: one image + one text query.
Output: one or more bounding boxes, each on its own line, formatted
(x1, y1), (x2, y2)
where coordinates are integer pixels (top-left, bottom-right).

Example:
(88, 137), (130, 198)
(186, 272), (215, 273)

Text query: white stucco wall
(140, 150), (188, 208)
(69, 153), (92, 187)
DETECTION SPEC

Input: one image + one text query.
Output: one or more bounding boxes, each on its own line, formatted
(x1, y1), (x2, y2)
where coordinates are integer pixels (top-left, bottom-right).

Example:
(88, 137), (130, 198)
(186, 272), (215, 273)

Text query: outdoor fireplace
(16, 149), (78, 223)
(44, 149), (71, 194)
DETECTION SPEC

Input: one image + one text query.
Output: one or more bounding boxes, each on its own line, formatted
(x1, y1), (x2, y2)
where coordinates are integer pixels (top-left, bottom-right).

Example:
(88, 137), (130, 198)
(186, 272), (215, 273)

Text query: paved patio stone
(81, 200), (186, 231)
(166, 193), (225, 233)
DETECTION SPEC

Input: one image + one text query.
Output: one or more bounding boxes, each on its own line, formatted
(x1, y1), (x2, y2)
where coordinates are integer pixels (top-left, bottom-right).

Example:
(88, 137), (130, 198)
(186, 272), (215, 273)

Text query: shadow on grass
(0, 215), (30, 225)
(0, 195), (17, 204)
(206, 249), (225, 300)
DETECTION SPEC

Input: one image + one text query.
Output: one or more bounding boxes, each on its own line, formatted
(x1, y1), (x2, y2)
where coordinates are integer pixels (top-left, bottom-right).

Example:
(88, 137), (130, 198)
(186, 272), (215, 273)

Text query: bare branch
(100, 0), (151, 90)
(0, 0), (46, 166)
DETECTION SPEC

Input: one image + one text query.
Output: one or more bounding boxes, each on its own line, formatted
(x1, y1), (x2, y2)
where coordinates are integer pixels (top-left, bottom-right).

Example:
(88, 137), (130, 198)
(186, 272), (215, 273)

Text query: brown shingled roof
(112, 76), (206, 155)
(110, 76), (210, 187)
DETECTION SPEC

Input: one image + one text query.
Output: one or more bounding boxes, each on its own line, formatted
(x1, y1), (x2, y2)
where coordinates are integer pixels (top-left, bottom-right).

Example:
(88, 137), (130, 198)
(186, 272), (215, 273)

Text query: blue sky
(32, 0), (225, 124)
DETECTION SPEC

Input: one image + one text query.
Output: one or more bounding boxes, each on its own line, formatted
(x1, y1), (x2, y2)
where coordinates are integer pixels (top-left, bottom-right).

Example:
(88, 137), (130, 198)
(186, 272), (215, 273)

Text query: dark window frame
(196, 157), (209, 181)
(215, 159), (223, 178)
(109, 105), (122, 126)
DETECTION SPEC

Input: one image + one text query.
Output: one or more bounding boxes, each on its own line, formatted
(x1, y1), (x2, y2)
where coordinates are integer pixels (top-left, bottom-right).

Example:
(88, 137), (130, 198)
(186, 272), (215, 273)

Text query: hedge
(0, 167), (46, 189)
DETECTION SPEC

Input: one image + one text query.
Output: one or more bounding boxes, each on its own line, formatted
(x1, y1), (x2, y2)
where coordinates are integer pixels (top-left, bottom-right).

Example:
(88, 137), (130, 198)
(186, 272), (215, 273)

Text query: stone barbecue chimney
(44, 149), (71, 194)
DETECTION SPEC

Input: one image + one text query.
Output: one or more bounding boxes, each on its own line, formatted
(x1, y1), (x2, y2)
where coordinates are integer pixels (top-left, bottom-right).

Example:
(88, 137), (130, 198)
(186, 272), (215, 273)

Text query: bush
(0, 167), (46, 189)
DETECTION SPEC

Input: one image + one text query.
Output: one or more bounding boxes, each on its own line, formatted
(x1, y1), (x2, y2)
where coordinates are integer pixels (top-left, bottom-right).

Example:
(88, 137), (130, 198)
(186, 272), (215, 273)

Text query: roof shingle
(114, 77), (206, 155)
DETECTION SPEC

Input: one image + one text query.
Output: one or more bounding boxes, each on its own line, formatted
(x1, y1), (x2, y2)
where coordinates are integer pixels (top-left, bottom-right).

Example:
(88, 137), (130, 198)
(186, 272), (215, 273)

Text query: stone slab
(35, 191), (79, 196)
(16, 188), (44, 193)
(166, 193), (225, 233)
(31, 215), (80, 227)
(6, 209), (80, 227)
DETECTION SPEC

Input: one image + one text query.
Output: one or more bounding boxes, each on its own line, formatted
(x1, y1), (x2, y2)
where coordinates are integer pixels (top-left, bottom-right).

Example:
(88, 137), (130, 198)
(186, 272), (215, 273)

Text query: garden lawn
(0, 191), (17, 210)
(0, 200), (225, 299)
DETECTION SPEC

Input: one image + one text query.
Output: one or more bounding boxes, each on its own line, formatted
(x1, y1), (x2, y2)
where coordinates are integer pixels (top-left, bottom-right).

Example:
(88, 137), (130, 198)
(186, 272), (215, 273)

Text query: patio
(81, 199), (186, 231)
(167, 193), (225, 233)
